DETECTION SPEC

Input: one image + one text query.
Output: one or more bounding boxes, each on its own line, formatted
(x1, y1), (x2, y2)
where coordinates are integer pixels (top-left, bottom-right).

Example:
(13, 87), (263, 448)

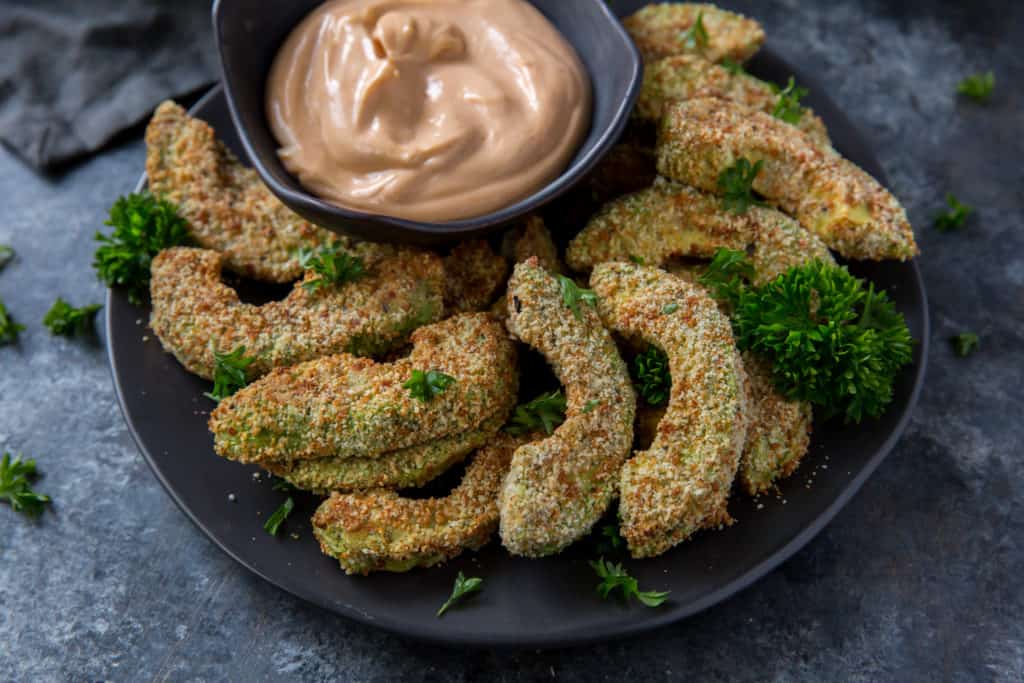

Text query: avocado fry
(656, 98), (918, 260)
(146, 101), (333, 282)
(590, 262), (747, 558)
(500, 259), (636, 557)
(149, 245), (446, 380)
(209, 313), (518, 466)
(312, 434), (526, 574)
(623, 3), (765, 64)
(636, 54), (831, 148)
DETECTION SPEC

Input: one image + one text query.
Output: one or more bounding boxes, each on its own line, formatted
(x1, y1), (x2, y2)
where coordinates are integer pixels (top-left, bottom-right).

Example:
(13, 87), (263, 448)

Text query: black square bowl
(213, 0), (642, 245)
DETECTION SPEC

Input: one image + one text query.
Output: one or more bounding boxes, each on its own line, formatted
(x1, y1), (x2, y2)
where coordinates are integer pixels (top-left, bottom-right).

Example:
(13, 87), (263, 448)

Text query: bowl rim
(211, 0), (643, 238)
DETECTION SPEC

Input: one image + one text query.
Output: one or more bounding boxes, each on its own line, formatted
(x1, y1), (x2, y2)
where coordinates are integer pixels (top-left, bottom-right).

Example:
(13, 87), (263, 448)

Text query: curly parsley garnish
(0, 300), (25, 346)
(43, 298), (101, 337)
(0, 245), (14, 272)
(437, 571), (483, 617)
(934, 193), (972, 232)
(1, 453), (51, 518)
(680, 11), (709, 51)
(263, 496), (294, 536)
(725, 255), (913, 423)
(557, 275), (598, 319)
(957, 71), (995, 102)
(590, 557), (669, 607)
(205, 345), (255, 402)
(633, 347), (671, 407)
(717, 158), (766, 214)
(951, 332), (979, 357)
(771, 76), (809, 124)
(582, 399), (600, 414)
(93, 192), (191, 304)
(296, 242), (365, 293)
(506, 390), (567, 436)
(404, 369), (455, 402)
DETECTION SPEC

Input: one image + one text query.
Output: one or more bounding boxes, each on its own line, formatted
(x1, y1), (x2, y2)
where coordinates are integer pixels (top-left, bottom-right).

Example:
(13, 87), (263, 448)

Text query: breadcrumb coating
(567, 178), (833, 282)
(264, 413), (505, 493)
(443, 240), (508, 314)
(312, 434), (526, 574)
(149, 246), (445, 380)
(637, 55), (831, 148)
(590, 262), (747, 558)
(209, 313), (518, 465)
(739, 352), (811, 495)
(500, 259), (636, 557)
(146, 101), (333, 282)
(657, 98), (918, 260)
(623, 3), (765, 64)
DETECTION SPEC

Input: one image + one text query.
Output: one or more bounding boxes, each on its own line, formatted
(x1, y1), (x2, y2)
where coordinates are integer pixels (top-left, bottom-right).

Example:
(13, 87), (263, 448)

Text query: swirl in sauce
(266, 0), (592, 222)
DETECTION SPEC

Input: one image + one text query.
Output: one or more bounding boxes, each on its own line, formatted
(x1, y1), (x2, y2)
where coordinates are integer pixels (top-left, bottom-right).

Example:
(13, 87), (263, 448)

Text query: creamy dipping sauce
(266, 0), (592, 222)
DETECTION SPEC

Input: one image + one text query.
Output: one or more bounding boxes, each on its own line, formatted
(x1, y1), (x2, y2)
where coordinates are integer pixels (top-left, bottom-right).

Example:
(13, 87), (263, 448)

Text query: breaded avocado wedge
(146, 101), (333, 282)
(567, 178), (833, 281)
(312, 434), (524, 574)
(636, 55), (831, 148)
(590, 262), (747, 558)
(443, 240), (508, 314)
(656, 98), (918, 260)
(209, 313), (518, 465)
(500, 259), (636, 557)
(264, 413), (505, 493)
(149, 245), (445, 380)
(623, 3), (765, 64)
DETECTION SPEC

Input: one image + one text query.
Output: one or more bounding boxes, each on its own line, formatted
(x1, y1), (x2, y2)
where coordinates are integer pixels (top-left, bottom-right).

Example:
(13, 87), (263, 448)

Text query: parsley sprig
(437, 571), (483, 617)
(680, 11), (709, 51)
(633, 347), (671, 407)
(771, 76), (809, 124)
(717, 158), (766, 214)
(590, 557), (669, 607)
(934, 194), (972, 232)
(0, 300), (25, 346)
(721, 255), (913, 423)
(205, 345), (255, 402)
(43, 298), (102, 337)
(506, 390), (567, 436)
(951, 332), (979, 357)
(296, 242), (366, 293)
(557, 275), (598, 319)
(93, 192), (191, 304)
(698, 247), (755, 303)
(0, 245), (13, 272)
(264, 496), (295, 536)
(957, 71), (995, 102)
(0, 453), (51, 518)
(720, 58), (748, 77)
(404, 369), (455, 402)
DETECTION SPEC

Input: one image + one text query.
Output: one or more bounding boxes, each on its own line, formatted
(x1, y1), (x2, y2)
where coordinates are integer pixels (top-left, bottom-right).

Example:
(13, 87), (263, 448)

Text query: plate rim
(106, 79), (930, 648)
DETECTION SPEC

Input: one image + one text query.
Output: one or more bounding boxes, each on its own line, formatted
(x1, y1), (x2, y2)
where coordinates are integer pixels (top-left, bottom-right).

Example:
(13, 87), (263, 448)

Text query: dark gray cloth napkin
(0, 0), (218, 170)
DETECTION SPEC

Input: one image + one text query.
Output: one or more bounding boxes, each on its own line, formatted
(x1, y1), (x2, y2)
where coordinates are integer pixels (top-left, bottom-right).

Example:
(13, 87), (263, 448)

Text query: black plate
(107, 50), (929, 648)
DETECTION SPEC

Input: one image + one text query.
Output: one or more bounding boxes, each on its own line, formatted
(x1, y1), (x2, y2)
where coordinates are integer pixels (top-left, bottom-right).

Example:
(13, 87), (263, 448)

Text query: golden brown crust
(149, 245), (445, 380)
(590, 262), (747, 558)
(623, 3), (765, 64)
(146, 101), (333, 282)
(657, 98), (918, 260)
(567, 178), (834, 282)
(636, 55), (831, 148)
(499, 259), (636, 557)
(209, 313), (518, 465)
(738, 353), (812, 495)
(312, 434), (525, 574)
